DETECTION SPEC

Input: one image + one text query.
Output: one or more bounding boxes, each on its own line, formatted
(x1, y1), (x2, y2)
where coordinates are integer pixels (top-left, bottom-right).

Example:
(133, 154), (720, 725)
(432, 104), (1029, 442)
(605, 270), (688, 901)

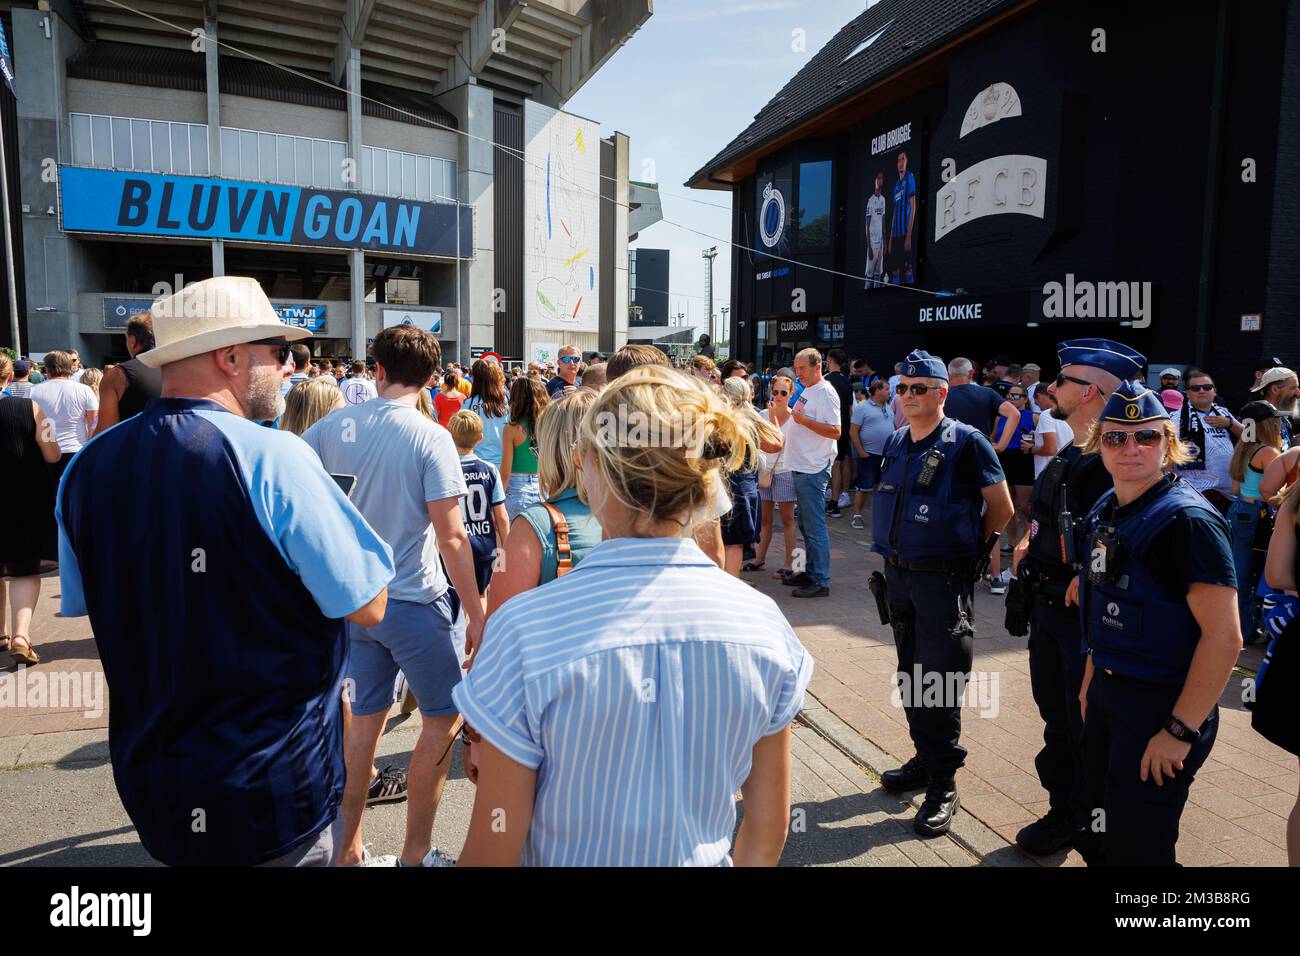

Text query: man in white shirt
(1031, 390), (1073, 479)
(1172, 369), (1242, 507)
(864, 172), (887, 289)
(30, 349), (99, 480)
(784, 347), (840, 598)
(340, 359), (377, 405)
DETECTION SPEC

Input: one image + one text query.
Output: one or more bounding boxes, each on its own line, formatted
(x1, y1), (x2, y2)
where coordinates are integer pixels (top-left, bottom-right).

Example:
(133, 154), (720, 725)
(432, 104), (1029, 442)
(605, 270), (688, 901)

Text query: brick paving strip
(758, 515), (1298, 866)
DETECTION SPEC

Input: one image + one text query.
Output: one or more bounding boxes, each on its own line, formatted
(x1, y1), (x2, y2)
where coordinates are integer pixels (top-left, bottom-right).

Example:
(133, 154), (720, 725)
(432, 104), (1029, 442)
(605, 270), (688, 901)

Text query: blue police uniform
(871, 350), (1006, 836)
(1075, 383), (1236, 866)
(1011, 338), (1145, 856)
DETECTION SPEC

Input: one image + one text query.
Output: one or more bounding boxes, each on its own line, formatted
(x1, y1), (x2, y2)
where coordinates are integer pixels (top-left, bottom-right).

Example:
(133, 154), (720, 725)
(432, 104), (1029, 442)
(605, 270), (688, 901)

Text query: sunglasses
(1007, 392), (1026, 399)
(559, 355), (581, 364)
(1101, 429), (1163, 449)
(251, 338), (293, 365)
(896, 384), (936, 396)
(1054, 372), (1095, 391)
(771, 389), (790, 397)
(1186, 384), (1215, 392)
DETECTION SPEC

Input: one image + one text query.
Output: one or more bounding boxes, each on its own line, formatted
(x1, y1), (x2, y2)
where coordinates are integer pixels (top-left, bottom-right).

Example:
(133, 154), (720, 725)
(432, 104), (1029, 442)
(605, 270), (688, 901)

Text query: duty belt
(885, 556), (974, 574)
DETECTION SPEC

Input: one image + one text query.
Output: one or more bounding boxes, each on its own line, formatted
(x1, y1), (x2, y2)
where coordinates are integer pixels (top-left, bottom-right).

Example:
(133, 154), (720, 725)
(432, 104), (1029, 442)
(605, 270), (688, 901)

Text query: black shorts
(836, 435), (850, 461)
(886, 240), (913, 278)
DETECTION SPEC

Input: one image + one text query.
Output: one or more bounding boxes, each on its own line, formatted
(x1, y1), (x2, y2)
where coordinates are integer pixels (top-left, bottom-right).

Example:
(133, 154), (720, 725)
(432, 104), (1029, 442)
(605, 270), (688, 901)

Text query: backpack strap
(543, 501), (573, 576)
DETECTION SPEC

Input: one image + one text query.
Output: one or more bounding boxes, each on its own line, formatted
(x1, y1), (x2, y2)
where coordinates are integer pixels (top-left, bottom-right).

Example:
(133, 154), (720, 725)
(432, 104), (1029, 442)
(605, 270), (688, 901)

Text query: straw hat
(137, 276), (311, 368)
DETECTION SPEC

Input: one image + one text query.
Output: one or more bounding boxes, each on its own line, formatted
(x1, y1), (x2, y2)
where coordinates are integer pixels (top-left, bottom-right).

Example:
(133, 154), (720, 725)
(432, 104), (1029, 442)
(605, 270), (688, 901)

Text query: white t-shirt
(1032, 408), (1073, 478)
(30, 378), (99, 453)
(340, 376), (377, 406)
(783, 379), (840, 474)
(758, 408), (794, 474)
(866, 193), (886, 246)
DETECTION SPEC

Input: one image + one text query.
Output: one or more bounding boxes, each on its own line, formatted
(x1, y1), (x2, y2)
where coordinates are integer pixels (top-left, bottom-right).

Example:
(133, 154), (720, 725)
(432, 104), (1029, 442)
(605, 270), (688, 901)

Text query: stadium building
(0, 0), (653, 366)
(688, 0), (1298, 405)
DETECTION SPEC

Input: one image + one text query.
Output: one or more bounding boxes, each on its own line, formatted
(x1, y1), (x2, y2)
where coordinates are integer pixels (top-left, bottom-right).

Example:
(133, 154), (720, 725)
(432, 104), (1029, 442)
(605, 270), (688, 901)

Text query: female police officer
(1065, 382), (1241, 866)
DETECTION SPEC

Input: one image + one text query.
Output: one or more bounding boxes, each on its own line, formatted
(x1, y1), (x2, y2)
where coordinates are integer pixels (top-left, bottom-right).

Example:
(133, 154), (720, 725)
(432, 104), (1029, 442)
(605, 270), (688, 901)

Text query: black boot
(913, 778), (959, 837)
(1015, 808), (1080, 856)
(881, 755), (928, 793)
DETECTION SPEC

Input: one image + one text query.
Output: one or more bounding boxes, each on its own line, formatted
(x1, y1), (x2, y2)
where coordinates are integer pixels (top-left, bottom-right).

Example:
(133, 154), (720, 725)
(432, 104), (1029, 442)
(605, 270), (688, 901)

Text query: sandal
(741, 561), (766, 572)
(0, 635), (8, 653)
(771, 568), (793, 581)
(8, 636), (39, 665)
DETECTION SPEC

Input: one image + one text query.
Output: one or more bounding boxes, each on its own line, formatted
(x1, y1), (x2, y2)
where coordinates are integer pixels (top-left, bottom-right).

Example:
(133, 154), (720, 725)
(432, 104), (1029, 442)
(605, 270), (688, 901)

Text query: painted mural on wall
(524, 102), (601, 334)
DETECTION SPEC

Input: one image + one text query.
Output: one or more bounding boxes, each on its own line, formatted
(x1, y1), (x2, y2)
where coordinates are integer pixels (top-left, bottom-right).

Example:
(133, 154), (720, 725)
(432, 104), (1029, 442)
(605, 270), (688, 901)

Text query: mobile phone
(331, 473), (358, 498)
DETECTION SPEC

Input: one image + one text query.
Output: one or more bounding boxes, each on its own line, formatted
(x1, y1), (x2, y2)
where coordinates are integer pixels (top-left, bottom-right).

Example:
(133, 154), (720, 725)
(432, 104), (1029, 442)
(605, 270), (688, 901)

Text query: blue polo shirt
(56, 397), (394, 866)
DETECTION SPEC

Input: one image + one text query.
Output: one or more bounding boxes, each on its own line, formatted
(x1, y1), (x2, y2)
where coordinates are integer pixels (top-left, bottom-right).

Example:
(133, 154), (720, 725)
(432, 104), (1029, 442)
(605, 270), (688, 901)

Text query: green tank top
(518, 488), (602, 584)
(511, 422), (539, 473)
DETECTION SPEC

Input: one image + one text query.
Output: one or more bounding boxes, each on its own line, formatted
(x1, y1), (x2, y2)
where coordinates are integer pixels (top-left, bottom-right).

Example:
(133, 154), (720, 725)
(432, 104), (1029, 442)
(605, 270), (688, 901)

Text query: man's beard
(244, 366), (286, 421)
(1277, 395), (1299, 417)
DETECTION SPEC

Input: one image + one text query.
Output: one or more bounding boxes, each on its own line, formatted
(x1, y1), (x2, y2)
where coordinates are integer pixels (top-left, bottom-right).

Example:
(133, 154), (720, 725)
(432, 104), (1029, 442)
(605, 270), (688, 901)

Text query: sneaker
(850, 514), (865, 530)
(791, 584), (830, 598)
(990, 574), (1008, 596)
(838, 493), (851, 508)
(397, 847), (457, 867)
(356, 846), (399, 867)
(827, 506), (842, 518)
(367, 765), (409, 806)
(782, 571), (814, 587)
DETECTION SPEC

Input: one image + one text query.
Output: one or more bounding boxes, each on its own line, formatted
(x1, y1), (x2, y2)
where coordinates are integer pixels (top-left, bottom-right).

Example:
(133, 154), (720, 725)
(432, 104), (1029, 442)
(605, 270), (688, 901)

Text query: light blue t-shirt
(852, 398), (895, 456)
(464, 396), (510, 471)
(302, 397), (466, 603)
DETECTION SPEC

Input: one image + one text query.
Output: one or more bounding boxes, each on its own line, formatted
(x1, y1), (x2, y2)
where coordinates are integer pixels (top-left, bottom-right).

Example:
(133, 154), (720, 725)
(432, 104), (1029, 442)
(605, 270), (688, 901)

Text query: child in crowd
(447, 409), (510, 596)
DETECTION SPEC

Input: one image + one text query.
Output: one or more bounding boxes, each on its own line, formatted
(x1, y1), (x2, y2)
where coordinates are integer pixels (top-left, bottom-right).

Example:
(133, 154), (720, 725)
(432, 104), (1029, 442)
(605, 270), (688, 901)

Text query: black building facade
(629, 247), (670, 328)
(690, 0), (1297, 409)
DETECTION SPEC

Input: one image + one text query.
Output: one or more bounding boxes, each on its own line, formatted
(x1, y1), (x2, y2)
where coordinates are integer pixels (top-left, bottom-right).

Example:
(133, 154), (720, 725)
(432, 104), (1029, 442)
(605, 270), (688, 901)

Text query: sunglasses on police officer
(896, 383), (936, 396)
(1100, 429), (1163, 449)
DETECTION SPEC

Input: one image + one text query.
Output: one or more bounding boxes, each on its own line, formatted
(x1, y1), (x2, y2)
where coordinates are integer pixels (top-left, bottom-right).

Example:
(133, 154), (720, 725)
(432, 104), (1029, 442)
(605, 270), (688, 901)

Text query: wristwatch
(1162, 715), (1200, 743)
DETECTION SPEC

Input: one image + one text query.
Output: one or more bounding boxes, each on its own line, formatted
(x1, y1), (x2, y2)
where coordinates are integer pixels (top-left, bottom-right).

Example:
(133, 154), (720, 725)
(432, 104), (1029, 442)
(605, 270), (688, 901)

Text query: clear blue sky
(566, 0), (875, 338)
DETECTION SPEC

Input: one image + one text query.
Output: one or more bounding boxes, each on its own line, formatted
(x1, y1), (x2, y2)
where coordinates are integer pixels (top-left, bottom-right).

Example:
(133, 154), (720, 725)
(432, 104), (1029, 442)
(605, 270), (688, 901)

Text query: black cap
(1256, 356), (1285, 372)
(1239, 400), (1278, 422)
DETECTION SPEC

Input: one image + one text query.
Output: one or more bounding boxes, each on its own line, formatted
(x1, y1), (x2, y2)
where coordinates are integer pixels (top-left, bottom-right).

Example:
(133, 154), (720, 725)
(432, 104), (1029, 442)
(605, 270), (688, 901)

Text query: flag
(0, 21), (15, 97)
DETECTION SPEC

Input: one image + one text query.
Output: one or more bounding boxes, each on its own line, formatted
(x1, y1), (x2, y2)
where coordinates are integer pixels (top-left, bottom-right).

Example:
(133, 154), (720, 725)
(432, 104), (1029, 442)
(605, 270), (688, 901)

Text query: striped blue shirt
(452, 536), (813, 866)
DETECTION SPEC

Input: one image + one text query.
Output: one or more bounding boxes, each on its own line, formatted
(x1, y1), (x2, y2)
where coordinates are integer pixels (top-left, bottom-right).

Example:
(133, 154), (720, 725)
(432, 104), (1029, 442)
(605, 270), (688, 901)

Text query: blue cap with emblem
(901, 349), (947, 381)
(1056, 338), (1146, 382)
(1099, 381), (1168, 424)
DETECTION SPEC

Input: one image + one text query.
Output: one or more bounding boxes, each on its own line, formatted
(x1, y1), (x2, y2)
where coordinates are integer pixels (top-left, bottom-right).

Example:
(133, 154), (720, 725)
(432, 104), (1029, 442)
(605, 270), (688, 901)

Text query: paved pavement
(3, 517), (1295, 866)
(0, 712), (978, 867)
(756, 504), (1297, 867)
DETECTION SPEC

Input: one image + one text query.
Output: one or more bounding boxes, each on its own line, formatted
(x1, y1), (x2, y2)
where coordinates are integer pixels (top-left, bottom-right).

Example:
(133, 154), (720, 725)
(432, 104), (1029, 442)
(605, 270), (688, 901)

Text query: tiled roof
(687, 0), (1020, 185)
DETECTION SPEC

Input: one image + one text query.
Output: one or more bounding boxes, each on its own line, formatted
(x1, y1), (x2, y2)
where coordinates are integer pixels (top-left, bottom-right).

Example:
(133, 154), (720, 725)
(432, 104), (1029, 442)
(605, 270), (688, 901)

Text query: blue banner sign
(275, 304), (327, 332)
(103, 296), (157, 330)
(60, 166), (473, 258)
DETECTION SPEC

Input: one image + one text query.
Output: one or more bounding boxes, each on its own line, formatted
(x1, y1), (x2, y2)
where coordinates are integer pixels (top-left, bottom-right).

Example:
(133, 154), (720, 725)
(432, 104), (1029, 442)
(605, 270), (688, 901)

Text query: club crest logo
(758, 182), (787, 248)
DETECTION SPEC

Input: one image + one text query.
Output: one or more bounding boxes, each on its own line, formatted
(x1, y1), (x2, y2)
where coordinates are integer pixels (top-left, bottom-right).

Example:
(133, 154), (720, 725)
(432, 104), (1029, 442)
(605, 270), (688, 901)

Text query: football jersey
(866, 193), (886, 245)
(891, 172), (916, 238)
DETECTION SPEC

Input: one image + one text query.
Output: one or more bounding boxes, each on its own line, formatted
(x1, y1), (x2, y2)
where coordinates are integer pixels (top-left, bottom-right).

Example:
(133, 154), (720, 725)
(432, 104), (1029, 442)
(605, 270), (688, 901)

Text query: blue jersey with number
(891, 171), (916, 239)
(460, 454), (505, 594)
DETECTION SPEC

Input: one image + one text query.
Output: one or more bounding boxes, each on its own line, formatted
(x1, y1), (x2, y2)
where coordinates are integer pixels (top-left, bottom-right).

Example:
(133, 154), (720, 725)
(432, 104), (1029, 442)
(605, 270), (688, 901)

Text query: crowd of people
(3, 274), (1297, 868)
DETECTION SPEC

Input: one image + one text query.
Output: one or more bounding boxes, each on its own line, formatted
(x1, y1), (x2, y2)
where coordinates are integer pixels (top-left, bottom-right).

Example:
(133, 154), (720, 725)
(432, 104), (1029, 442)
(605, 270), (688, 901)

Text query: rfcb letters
(934, 154), (1048, 241)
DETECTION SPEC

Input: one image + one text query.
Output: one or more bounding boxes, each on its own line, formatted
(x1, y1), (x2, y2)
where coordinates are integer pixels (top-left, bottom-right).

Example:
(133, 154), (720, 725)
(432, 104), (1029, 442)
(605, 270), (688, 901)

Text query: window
(68, 112), (456, 201)
(385, 278), (420, 304)
(795, 160), (833, 254)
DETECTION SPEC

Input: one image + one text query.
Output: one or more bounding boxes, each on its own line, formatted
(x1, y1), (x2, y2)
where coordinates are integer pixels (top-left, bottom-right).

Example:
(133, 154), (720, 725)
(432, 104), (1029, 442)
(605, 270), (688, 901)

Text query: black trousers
(1078, 670), (1217, 866)
(1027, 596), (1088, 823)
(884, 564), (975, 779)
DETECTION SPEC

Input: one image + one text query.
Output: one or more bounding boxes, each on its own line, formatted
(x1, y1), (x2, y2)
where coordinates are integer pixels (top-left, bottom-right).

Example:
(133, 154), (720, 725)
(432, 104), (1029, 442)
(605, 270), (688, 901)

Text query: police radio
(916, 447), (945, 487)
(1058, 510), (1077, 565)
(1087, 523), (1122, 587)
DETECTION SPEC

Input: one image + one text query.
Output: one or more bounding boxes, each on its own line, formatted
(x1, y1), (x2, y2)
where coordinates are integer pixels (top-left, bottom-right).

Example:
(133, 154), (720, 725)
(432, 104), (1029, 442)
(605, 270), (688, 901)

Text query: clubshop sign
(59, 166), (473, 258)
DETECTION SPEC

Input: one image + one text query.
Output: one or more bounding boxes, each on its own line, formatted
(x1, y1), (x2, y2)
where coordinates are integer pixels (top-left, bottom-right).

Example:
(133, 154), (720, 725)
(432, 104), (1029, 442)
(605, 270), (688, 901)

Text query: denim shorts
(853, 456), (882, 492)
(347, 592), (460, 718)
(506, 473), (543, 522)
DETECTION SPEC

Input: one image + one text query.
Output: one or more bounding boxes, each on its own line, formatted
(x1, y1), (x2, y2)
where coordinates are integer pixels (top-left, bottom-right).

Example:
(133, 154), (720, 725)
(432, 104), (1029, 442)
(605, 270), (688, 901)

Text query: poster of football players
(865, 121), (919, 289)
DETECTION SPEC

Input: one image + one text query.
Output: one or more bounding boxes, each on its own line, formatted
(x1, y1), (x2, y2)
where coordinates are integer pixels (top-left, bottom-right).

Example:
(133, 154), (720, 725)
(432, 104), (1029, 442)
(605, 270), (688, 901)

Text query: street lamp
(701, 246), (717, 345)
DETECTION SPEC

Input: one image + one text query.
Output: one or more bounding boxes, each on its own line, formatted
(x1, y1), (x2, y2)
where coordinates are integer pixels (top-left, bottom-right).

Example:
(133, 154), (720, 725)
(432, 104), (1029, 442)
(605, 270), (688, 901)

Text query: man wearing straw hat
(55, 276), (396, 867)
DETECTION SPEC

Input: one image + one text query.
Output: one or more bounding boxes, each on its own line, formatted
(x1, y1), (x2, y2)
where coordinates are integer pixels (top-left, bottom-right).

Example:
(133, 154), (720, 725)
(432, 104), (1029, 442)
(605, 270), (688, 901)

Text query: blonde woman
(720, 376), (783, 577)
(486, 389), (602, 616)
(749, 374), (799, 577)
(79, 368), (104, 396)
(1067, 383), (1239, 866)
(1227, 401), (1287, 642)
(691, 354), (718, 385)
(454, 365), (812, 866)
(280, 377), (345, 436)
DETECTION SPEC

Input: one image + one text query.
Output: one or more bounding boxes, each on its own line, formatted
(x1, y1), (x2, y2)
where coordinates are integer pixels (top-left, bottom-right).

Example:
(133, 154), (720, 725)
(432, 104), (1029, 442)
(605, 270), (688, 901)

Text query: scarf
(1178, 402), (1228, 470)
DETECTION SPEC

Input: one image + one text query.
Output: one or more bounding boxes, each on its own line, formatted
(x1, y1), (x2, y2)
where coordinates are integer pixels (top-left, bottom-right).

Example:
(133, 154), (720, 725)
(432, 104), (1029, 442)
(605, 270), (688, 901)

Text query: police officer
(1070, 382), (1242, 866)
(1007, 338), (1144, 855)
(871, 349), (1014, 836)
